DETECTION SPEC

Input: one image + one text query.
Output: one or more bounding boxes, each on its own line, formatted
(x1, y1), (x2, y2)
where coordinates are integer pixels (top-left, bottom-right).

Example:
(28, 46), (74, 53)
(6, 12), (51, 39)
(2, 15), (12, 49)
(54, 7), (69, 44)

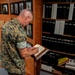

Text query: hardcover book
(65, 64), (75, 71)
(33, 44), (49, 60)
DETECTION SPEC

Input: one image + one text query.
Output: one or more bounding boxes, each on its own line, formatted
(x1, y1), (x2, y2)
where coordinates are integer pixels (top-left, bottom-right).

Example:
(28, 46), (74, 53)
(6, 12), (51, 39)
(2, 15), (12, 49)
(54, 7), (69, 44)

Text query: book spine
(64, 21), (73, 36)
(41, 64), (54, 72)
(68, 4), (74, 20)
(72, 4), (75, 20)
(72, 22), (75, 36)
(51, 4), (57, 19)
(59, 20), (65, 35)
(66, 59), (75, 66)
(65, 64), (75, 71)
(42, 20), (55, 34)
(54, 20), (60, 35)
(57, 4), (63, 19)
(57, 4), (70, 19)
(42, 4), (45, 18)
(45, 4), (52, 18)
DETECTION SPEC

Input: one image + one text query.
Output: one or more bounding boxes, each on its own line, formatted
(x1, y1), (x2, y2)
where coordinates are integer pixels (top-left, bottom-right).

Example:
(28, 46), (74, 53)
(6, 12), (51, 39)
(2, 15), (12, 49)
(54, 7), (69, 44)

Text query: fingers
(32, 47), (38, 54)
(30, 47), (38, 51)
(27, 47), (39, 55)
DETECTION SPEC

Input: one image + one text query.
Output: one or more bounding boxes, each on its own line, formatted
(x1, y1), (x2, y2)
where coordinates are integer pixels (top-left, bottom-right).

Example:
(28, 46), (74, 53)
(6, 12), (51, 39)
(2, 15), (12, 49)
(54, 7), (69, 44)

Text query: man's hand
(19, 47), (38, 58)
(27, 47), (38, 55)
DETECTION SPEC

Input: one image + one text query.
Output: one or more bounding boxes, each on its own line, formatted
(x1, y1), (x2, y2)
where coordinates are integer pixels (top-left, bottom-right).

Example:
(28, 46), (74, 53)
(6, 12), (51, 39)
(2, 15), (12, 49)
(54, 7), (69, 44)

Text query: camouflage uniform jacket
(1, 18), (27, 75)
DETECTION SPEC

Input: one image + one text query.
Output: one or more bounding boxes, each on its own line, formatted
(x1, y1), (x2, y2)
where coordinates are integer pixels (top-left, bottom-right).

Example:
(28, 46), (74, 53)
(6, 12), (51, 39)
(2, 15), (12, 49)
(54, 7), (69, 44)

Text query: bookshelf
(41, 0), (75, 75)
(1, 0), (75, 75)
(25, 0), (42, 75)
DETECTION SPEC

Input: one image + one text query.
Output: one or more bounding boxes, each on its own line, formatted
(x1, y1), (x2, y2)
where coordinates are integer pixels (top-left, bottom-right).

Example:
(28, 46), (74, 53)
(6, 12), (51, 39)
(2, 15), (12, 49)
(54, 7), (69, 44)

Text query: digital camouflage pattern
(1, 18), (27, 75)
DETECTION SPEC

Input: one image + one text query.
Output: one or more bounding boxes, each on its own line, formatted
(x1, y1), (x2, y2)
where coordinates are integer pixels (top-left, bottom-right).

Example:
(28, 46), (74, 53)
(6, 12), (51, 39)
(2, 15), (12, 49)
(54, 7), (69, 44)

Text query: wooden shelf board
(41, 69), (62, 75)
(42, 18), (70, 21)
(49, 50), (75, 56)
(43, 2), (75, 4)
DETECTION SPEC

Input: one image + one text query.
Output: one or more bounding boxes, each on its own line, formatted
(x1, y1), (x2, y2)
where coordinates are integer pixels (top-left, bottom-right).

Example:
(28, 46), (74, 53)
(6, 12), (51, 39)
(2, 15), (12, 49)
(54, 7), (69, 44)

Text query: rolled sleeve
(17, 41), (27, 49)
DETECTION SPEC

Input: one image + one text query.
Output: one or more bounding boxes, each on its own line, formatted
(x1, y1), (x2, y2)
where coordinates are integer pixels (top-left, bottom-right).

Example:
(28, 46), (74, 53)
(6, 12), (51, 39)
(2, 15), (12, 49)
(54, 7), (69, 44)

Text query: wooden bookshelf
(43, 2), (75, 4)
(41, 0), (75, 75)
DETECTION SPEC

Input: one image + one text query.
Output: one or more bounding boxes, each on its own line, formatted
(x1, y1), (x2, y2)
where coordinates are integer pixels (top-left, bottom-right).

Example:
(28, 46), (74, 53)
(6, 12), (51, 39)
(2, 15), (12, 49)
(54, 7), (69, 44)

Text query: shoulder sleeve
(15, 26), (27, 49)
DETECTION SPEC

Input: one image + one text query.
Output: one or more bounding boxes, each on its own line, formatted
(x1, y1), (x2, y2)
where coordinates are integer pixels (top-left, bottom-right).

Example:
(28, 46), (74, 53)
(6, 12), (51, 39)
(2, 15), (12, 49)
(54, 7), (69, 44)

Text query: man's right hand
(27, 47), (38, 55)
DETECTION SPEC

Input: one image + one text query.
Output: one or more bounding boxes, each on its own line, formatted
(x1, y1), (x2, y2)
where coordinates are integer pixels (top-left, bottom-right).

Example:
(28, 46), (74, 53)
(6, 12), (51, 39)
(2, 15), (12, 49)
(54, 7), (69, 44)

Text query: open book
(33, 44), (49, 60)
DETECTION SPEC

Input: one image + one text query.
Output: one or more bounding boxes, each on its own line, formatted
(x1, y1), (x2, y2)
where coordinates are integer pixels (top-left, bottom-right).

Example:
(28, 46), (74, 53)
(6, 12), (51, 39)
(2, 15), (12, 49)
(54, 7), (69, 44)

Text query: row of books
(41, 64), (75, 75)
(64, 21), (75, 36)
(41, 50), (75, 67)
(43, 0), (75, 2)
(42, 34), (75, 44)
(41, 50), (75, 74)
(65, 58), (75, 71)
(53, 65), (75, 75)
(42, 33), (75, 54)
(66, 58), (75, 66)
(41, 51), (66, 66)
(43, 4), (74, 20)
(42, 20), (75, 36)
(42, 20), (55, 34)
(41, 64), (54, 72)
(63, 67), (75, 75)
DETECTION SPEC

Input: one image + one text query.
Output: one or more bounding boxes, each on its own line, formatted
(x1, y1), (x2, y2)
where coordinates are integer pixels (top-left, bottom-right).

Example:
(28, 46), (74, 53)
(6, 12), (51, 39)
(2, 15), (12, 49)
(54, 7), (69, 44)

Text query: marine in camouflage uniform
(1, 18), (27, 75)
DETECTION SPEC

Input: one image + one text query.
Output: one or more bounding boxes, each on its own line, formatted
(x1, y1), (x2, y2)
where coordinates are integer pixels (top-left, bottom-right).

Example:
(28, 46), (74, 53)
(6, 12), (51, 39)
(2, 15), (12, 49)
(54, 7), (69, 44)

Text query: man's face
(22, 15), (33, 27)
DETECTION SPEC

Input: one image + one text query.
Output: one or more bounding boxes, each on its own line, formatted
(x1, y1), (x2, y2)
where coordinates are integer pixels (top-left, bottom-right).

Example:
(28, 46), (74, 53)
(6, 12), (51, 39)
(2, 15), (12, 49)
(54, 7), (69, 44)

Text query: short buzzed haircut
(19, 9), (33, 18)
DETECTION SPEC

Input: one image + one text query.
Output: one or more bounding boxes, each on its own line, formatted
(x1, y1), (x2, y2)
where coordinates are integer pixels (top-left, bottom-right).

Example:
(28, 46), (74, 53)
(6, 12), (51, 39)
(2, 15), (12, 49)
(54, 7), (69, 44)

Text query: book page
(34, 44), (45, 56)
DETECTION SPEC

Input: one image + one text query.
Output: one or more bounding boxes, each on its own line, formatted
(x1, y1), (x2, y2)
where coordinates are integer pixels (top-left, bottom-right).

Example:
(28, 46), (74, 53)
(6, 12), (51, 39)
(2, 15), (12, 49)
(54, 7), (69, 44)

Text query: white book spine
(43, 4), (45, 18)
(59, 20), (65, 35)
(68, 4), (74, 20)
(41, 64), (54, 72)
(51, 4), (57, 19)
(54, 20), (60, 34)
(65, 64), (75, 71)
(66, 59), (75, 67)
(51, 4), (54, 19)
(53, 4), (57, 19)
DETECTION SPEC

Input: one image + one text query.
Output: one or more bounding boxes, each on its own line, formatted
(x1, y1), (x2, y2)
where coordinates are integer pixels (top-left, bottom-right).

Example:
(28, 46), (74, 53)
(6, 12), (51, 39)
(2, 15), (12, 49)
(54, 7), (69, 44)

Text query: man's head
(17, 9), (33, 27)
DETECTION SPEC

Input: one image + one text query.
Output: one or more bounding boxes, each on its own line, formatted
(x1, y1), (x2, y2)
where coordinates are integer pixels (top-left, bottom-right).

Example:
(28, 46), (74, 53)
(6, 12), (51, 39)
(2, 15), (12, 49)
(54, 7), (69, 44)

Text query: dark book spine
(64, 21), (73, 36)
(72, 4), (75, 21)
(42, 20), (55, 34)
(57, 4), (70, 19)
(45, 4), (52, 18)
(57, 4), (63, 19)
(49, 20), (55, 34)
(43, 0), (52, 2)
(64, 4), (70, 19)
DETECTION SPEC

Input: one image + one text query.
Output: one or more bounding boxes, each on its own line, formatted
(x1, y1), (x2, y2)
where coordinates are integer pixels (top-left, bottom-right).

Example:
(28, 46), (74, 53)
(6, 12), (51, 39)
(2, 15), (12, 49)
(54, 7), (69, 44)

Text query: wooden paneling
(0, 15), (11, 22)
(25, 57), (35, 75)
(0, 0), (9, 3)
(0, 0), (11, 22)
(33, 0), (42, 45)
(10, 0), (25, 3)
(0, 21), (4, 50)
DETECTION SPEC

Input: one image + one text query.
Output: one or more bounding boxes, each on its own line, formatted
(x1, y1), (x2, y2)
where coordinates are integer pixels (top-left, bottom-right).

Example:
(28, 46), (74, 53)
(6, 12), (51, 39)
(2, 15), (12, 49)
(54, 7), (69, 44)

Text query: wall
(0, 0), (11, 22)
(0, 0), (25, 22)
